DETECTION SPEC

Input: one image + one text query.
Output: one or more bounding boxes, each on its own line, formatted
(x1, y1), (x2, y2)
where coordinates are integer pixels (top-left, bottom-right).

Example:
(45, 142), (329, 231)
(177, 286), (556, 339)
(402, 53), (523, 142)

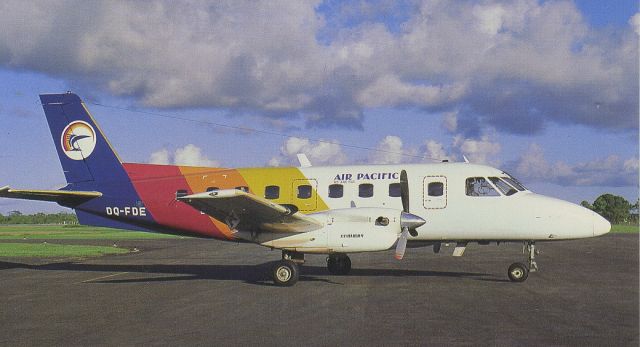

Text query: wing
(0, 186), (102, 206)
(178, 189), (323, 233)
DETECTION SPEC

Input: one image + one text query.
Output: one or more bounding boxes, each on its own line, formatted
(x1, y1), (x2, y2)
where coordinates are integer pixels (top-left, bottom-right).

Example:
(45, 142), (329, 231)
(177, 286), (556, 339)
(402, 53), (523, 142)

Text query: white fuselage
(246, 163), (610, 253)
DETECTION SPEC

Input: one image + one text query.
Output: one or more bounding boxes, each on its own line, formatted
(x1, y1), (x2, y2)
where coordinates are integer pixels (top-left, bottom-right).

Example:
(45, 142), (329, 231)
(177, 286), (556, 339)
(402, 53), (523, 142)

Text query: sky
(0, 0), (638, 214)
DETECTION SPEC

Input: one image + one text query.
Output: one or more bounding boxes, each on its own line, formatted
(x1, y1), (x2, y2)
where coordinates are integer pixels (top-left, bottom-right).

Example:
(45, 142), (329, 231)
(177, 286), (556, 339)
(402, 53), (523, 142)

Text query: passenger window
(465, 177), (499, 197)
(328, 184), (343, 198)
(388, 183), (401, 197)
(206, 187), (219, 192)
(359, 183), (374, 198)
(297, 185), (312, 199)
(175, 189), (188, 198)
(428, 182), (444, 197)
(264, 185), (280, 199)
(235, 186), (249, 192)
(489, 177), (517, 196)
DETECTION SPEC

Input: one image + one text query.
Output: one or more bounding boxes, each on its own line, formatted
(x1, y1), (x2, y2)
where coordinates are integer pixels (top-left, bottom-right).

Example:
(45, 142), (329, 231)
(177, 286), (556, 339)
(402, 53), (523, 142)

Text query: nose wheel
(508, 241), (538, 282)
(507, 262), (529, 282)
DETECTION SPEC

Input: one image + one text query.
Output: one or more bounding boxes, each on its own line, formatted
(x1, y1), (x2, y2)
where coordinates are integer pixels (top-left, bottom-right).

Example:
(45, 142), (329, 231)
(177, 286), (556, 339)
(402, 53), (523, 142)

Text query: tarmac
(1, 233), (638, 346)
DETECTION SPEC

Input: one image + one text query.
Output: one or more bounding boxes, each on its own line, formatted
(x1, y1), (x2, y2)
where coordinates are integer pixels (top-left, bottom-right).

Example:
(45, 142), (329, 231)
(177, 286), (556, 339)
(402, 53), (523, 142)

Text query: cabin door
(423, 176), (447, 209)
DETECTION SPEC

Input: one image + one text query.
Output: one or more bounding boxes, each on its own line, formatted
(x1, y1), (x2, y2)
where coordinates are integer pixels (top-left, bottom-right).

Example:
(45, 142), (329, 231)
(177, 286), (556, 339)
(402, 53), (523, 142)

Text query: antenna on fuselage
(463, 155), (470, 163)
(296, 153), (312, 167)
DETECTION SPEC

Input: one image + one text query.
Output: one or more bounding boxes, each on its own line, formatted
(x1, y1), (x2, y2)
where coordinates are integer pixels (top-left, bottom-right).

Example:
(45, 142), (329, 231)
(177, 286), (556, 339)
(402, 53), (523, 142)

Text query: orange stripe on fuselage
(177, 166), (251, 239)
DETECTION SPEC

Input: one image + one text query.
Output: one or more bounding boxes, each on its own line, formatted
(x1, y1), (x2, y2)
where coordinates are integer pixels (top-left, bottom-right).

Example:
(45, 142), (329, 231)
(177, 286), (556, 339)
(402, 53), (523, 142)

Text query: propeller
(395, 170), (426, 260)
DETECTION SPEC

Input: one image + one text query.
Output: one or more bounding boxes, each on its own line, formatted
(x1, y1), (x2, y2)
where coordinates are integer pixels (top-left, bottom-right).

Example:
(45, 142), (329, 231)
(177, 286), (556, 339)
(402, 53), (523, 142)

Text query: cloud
(369, 135), (407, 164)
(149, 148), (170, 165)
(149, 144), (219, 167)
(514, 144), (638, 187)
(0, 0), (635, 134)
(441, 111), (458, 133)
(631, 12), (640, 35)
(453, 135), (501, 165)
(422, 140), (449, 162)
(268, 137), (348, 166)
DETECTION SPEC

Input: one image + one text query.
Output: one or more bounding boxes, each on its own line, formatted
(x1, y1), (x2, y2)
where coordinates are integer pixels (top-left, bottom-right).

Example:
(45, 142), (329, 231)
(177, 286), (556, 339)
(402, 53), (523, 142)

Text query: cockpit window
(501, 172), (526, 191)
(466, 177), (500, 197)
(489, 177), (518, 196)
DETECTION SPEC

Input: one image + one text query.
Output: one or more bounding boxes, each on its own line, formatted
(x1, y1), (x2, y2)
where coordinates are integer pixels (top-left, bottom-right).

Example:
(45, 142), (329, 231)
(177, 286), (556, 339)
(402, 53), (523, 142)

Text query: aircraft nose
(592, 212), (611, 236)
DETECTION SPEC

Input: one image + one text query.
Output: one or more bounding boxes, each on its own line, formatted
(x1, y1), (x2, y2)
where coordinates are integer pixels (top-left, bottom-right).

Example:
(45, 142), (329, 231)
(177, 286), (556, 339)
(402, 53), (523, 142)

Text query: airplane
(0, 92), (611, 286)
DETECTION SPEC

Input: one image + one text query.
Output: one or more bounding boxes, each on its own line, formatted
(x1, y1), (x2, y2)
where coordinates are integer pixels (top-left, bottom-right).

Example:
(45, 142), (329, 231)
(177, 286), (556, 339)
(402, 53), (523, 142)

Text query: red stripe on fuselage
(123, 163), (226, 239)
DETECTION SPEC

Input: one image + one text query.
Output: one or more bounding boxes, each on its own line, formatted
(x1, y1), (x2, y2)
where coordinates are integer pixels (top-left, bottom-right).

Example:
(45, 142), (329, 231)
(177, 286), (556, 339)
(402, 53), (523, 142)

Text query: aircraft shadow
(0, 260), (500, 286)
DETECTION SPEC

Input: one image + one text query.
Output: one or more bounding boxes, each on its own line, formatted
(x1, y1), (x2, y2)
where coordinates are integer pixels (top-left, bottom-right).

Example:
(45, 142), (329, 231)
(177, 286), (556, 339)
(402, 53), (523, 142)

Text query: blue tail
(40, 92), (155, 230)
(40, 92), (126, 188)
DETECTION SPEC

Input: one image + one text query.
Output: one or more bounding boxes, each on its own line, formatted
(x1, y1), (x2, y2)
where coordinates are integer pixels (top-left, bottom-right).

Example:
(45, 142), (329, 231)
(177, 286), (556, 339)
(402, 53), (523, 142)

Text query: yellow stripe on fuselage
(237, 167), (329, 212)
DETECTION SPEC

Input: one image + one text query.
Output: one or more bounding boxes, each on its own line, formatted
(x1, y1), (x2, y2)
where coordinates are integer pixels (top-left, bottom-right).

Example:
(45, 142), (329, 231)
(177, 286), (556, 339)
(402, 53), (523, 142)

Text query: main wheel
(272, 260), (299, 286)
(327, 254), (351, 275)
(508, 262), (529, 282)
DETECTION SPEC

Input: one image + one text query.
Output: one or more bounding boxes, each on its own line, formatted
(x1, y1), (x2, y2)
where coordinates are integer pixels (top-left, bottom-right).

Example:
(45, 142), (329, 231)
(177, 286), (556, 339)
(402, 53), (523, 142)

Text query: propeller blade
(400, 169), (409, 213)
(395, 227), (409, 260)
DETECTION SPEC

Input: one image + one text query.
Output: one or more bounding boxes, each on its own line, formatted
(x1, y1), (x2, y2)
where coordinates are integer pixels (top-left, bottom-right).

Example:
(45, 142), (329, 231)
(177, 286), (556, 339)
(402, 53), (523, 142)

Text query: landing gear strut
(327, 254), (351, 275)
(271, 251), (304, 286)
(507, 241), (539, 283)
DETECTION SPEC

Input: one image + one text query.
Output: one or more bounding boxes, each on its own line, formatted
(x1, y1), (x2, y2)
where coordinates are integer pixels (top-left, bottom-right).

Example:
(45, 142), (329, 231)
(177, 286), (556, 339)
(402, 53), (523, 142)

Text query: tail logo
(60, 121), (97, 160)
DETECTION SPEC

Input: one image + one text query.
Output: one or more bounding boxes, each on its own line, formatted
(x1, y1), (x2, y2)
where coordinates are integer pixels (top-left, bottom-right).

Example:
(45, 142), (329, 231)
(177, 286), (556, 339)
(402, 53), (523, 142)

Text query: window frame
(358, 183), (374, 198)
(264, 185), (280, 200)
(388, 183), (401, 197)
(465, 177), (500, 197)
(297, 184), (313, 199)
(328, 184), (344, 198)
(427, 182), (444, 197)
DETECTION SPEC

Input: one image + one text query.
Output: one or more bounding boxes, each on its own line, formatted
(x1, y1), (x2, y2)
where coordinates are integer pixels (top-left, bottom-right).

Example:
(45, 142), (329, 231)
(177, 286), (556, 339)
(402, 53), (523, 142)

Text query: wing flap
(0, 186), (102, 206)
(178, 189), (323, 233)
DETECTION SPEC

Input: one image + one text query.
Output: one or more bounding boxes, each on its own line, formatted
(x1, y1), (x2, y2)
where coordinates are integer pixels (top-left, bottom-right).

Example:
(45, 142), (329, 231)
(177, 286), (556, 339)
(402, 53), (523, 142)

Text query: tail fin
(40, 93), (125, 188)
(39, 93), (157, 231)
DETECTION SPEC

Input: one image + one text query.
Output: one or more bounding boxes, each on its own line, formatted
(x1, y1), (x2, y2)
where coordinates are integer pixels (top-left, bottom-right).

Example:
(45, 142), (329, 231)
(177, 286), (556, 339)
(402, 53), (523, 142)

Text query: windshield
(489, 177), (518, 196)
(501, 172), (527, 191)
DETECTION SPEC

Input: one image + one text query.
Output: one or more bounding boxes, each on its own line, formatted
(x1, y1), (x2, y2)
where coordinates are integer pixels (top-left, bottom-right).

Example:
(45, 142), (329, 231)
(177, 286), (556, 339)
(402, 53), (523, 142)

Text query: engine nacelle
(252, 207), (403, 253)
(315, 207), (402, 253)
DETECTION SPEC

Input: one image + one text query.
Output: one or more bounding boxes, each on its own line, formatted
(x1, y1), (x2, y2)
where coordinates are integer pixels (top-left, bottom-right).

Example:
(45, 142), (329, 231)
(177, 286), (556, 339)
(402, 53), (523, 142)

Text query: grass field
(611, 224), (639, 233)
(0, 242), (130, 257)
(0, 225), (182, 240)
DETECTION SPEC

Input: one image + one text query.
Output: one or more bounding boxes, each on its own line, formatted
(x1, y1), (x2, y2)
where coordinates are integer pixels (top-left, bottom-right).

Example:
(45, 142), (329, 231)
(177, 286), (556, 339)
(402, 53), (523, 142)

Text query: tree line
(581, 194), (639, 225)
(0, 211), (79, 225)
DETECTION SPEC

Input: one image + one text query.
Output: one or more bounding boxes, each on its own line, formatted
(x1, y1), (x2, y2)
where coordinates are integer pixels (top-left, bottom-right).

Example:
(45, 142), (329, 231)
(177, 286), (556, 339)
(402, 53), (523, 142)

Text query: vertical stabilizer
(40, 92), (124, 187)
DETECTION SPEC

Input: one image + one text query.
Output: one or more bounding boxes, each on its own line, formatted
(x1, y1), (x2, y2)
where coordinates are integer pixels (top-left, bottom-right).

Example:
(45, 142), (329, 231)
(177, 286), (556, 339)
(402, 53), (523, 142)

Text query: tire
(327, 254), (351, 275)
(508, 262), (529, 282)
(272, 260), (299, 286)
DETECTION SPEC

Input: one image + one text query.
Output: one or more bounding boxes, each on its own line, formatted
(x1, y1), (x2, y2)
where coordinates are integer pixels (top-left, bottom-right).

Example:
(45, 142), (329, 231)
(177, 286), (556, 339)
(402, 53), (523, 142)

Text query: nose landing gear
(508, 241), (539, 282)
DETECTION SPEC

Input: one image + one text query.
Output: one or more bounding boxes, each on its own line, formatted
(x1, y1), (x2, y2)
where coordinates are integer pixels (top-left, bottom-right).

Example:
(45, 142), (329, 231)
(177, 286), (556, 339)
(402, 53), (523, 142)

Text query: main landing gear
(270, 252), (353, 286)
(271, 251), (304, 287)
(508, 241), (539, 282)
(327, 254), (351, 275)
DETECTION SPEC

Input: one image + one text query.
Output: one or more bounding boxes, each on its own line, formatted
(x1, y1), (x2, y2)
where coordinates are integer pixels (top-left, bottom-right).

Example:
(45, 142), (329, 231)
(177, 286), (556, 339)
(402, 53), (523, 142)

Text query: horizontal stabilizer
(178, 189), (323, 233)
(0, 186), (102, 206)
